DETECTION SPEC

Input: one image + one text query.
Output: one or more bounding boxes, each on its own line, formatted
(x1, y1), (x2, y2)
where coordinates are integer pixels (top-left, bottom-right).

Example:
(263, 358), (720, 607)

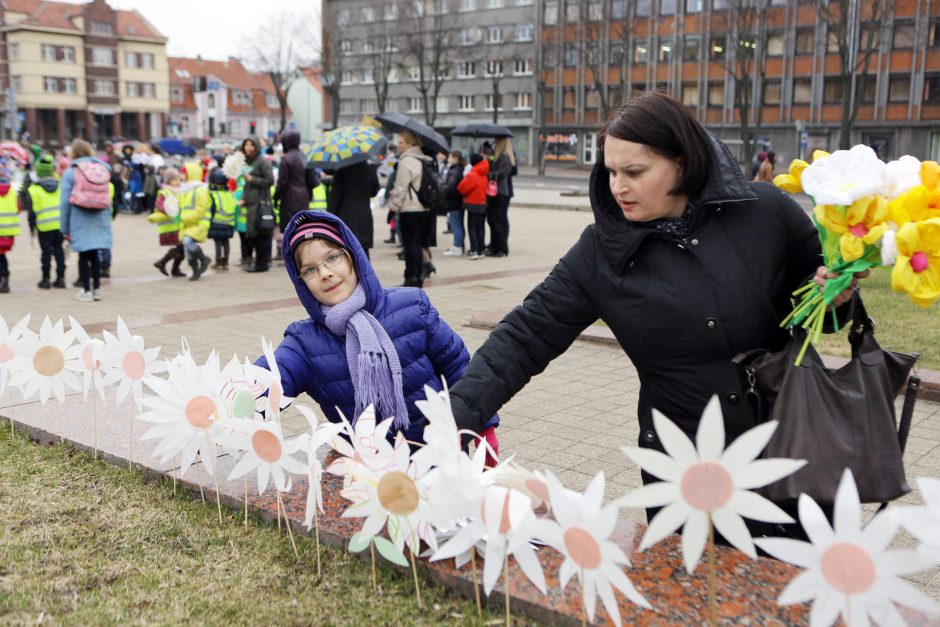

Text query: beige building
(0, 0), (170, 147)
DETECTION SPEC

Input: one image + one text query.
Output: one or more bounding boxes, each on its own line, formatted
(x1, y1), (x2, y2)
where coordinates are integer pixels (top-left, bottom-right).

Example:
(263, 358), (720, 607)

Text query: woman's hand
(244, 174), (252, 183)
(813, 266), (871, 308)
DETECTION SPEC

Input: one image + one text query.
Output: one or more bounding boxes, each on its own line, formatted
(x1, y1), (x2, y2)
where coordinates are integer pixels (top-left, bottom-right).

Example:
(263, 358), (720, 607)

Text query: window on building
(340, 100), (356, 114)
(893, 23), (916, 49)
(126, 51), (138, 68)
(515, 0), (534, 5)
(564, 43), (578, 66)
(634, 39), (650, 63)
(360, 98), (377, 113)
(924, 74), (940, 103)
(681, 83), (699, 107)
(610, 40), (625, 66)
(458, 94), (474, 110)
(795, 29), (814, 54)
(436, 96), (448, 113)
(93, 80), (115, 96)
(126, 82), (140, 97)
(585, 87), (600, 109)
(686, 0), (703, 13)
(171, 87), (183, 102)
(636, 0), (652, 16)
(458, 29), (475, 46)
(485, 26), (503, 44)
(208, 93), (215, 108)
(888, 76), (910, 102)
(43, 76), (58, 93)
(487, 0), (504, 7)
(588, 0), (603, 20)
(62, 46), (75, 63)
(763, 80), (781, 105)
(515, 92), (532, 109)
(266, 94), (278, 107)
(91, 21), (113, 35)
(659, 39), (673, 63)
(362, 6), (376, 20)
(544, 1), (558, 24)
(485, 60), (503, 76)
(660, 0), (676, 15)
(515, 23), (534, 41)
(341, 39), (352, 54)
(460, 0), (476, 11)
(412, 0), (426, 15)
(485, 94), (503, 111)
(12, 76), (22, 92)
(143, 53), (155, 69)
(383, 4), (399, 20)
(8, 43), (19, 61)
(564, 0), (579, 22)
(407, 65), (420, 81)
(41, 44), (56, 62)
(709, 36), (725, 60)
(143, 83), (155, 98)
(929, 21), (940, 47)
(766, 32), (785, 56)
(543, 45), (557, 66)
(362, 68), (375, 83)
(92, 47), (114, 66)
(562, 87), (577, 111)
(514, 58), (533, 75)
(858, 75), (877, 102)
(340, 70), (354, 85)
(823, 78), (843, 103)
(682, 36), (700, 61)
(708, 82), (723, 106)
(458, 61), (475, 78)
(792, 79), (812, 104)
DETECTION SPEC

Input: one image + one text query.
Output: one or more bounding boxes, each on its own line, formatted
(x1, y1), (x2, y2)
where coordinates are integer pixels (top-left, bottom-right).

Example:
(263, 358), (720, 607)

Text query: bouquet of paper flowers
(773, 145), (940, 364)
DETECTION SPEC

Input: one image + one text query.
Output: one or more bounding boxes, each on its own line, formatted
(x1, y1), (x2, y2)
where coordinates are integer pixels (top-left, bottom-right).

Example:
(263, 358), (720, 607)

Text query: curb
(467, 311), (940, 403)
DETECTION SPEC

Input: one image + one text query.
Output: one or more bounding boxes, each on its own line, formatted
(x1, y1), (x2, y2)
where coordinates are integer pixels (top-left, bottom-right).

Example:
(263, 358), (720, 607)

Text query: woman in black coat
(327, 160), (380, 257)
(448, 92), (864, 520)
(274, 130), (310, 230)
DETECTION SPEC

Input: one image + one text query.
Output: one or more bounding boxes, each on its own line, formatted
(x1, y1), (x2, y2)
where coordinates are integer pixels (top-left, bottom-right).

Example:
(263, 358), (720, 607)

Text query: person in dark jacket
(24, 155), (66, 289)
(485, 139), (513, 257)
(442, 150), (466, 256)
(240, 135), (275, 272)
(448, 91), (864, 523)
(274, 130), (310, 231)
(327, 160), (380, 258)
(256, 210), (499, 448)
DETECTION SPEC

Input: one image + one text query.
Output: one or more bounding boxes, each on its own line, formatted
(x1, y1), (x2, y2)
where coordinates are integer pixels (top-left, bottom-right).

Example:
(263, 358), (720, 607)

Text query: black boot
(383, 232), (396, 244)
(100, 266), (110, 278)
(170, 249), (187, 277)
(198, 250), (212, 276)
(422, 261), (437, 278)
(188, 257), (203, 281)
(0, 273), (8, 294)
(37, 276), (51, 289)
(154, 250), (174, 276)
(53, 273), (66, 288)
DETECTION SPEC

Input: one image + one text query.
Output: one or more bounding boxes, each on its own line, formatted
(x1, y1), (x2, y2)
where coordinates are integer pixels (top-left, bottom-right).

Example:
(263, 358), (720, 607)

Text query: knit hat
(30, 144), (42, 160)
(35, 155), (55, 178)
(0, 173), (10, 185)
(288, 218), (347, 258)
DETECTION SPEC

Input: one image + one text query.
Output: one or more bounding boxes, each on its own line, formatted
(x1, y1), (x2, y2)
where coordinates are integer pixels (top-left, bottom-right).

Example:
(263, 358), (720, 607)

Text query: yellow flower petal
(863, 222), (888, 245)
(789, 159), (809, 178)
(815, 204), (849, 234)
(840, 234), (865, 261)
(846, 196), (875, 227)
(892, 254), (940, 307)
(812, 150), (831, 163)
(921, 161), (940, 191)
(773, 174), (802, 193)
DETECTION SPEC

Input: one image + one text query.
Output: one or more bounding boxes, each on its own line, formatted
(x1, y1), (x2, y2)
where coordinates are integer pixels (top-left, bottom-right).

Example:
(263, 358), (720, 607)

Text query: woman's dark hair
(766, 151), (776, 164)
(599, 91), (711, 198)
(449, 150), (465, 167)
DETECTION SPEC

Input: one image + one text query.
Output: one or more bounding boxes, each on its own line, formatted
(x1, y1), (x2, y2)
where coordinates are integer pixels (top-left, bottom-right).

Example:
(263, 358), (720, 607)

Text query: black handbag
(255, 193), (276, 237)
(734, 295), (919, 505)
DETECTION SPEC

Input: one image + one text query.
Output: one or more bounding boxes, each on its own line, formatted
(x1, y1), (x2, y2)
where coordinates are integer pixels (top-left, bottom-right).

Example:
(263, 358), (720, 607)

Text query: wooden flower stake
(581, 568), (587, 627)
(409, 545), (424, 610)
(92, 390), (98, 460)
(470, 551), (482, 618)
(313, 508), (322, 580)
(8, 387), (14, 440)
(128, 402), (134, 469)
(503, 549), (511, 626)
(172, 455), (177, 496)
(243, 478), (249, 529)
(370, 542), (377, 591)
(54, 402), (63, 444)
(195, 463), (206, 505)
(707, 520), (718, 627)
(276, 490), (299, 558)
(203, 432), (223, 524)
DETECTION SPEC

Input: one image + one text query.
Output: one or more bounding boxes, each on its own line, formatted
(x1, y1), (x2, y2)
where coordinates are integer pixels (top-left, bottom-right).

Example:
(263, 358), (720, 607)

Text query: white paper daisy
(326, 405), (399, 484)
(618, 395), (806, 573)
(101, 316), (164, 406)
(68, 316), (106, 402)
(8, 316), (82, 405)
(0, 314), (30, 397)
(225, 418), (308, 494)
(219, 355), (273, 420)
(137, 356), (226, 477)
(258, 337), (292, 421)
(535, 471), (650, 625)
(294, 405), (344, 525)
(894, 477), (940, 559)
(756, 470), (940, 626)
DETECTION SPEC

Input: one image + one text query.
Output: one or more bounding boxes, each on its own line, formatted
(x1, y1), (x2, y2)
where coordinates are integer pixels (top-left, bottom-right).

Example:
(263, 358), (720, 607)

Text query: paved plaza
(3, 190), (939, 598)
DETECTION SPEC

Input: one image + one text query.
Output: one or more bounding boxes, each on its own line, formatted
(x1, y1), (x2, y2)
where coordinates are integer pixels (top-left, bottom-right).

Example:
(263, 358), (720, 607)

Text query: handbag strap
(876, 366), (920, 513)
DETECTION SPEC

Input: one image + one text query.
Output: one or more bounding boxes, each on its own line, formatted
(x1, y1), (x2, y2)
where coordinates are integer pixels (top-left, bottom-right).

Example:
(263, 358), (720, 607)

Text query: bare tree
(361, 21), (399, 114)
(814, 0), (887, 149)
(318, 12), (345, 130)
(399, 0), (453, 125)
(714, 0), (770, 169)
(243, 10), (319, 133)
(477, 36), (523, 124)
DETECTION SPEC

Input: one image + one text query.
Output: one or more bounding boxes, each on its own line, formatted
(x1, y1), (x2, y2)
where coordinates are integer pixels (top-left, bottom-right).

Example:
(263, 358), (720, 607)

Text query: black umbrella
(451, 123), (513, 138)
(375, 112), (450, 155)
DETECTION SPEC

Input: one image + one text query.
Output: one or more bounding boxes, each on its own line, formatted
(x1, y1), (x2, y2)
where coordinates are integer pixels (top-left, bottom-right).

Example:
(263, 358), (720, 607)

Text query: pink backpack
(69, 161), (111, 210)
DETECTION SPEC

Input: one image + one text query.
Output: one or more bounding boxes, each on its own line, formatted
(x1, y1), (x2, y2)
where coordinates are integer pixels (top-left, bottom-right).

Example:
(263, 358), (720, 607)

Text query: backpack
(407, 156), (445, 213)
(69, 161), (111, 210)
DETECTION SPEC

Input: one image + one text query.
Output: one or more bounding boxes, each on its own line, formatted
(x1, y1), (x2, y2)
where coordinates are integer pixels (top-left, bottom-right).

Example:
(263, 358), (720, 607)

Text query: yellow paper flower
(921, 161), (939, 191)
(773, 159), (810, 193)
(812, 149), (831, 162)
(814, 195), (889, 261)
(891, 218), (940, 308)
(888, 185), (940, 226)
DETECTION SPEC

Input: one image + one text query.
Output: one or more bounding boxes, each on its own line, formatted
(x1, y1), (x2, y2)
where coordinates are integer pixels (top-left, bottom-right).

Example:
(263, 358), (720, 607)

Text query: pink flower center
(122, 351), (146, 380)
(563, 526), (602, 570)
(848, 223), (869, 238)
(251, 429), (283, 463)
(524, 477), (550, 509)
(910, 251), (929, 273)
(184, 395), (215, 429)
(83, 345), (101, 371)
(820, 542), (876, 594)
(680, 462), (734, 512)
(480, 492), (513, 535)
(0, 342), (13, 364)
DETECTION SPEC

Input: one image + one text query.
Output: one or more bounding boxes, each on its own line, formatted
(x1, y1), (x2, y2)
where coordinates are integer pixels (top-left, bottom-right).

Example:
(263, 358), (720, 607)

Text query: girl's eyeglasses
(299, 250), (347, 281)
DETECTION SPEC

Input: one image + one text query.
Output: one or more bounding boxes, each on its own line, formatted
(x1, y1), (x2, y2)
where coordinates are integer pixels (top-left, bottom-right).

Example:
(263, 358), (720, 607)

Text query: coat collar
(589, 132), (759, 274)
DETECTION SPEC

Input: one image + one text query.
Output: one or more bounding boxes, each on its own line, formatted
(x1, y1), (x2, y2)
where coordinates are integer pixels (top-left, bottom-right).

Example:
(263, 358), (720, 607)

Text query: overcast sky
(60, 0), (320, 60)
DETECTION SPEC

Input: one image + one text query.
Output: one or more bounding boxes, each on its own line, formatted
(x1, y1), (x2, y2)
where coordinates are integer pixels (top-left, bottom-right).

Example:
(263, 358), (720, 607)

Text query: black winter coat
(328, 161), (379, 250)
(275, 130), (311, 229)
(450, 134), (844, 451)
(443, 164), (463, 212)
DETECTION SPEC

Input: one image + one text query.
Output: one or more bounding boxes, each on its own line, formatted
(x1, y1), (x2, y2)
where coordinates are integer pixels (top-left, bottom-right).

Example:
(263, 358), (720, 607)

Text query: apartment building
(325, 0), (539, 164)
(539, 0), (940, 166)
(168, 56), (284, 142)
(1, 0), (170, 146)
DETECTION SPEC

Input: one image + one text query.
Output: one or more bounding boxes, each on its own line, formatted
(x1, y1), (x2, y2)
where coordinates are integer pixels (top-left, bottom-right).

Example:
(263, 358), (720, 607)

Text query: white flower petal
(652, 409), (698, 467)
(776, 569), (822, 605)
(695, 395), (725, 462)
(754, 537), (818, 568)
(833, 469), (862, 539)
(616, 481), (680, 509)
(681, 510), (709, 573)
(711, 507), (756, 560)
(594, 577), (622, 627)
(727, 489), (794, 524)
(605, 561), (652, 609)
(877, 577), (940, 615)
(860, 510), (900, 555)
(809, 587), (843, 627)
(639, 500), (689, 551)
(719, 421), (779, 469)
(799, 493), (835, 547)
(512, 544), (546, 594)
(619, 446), (682, 482)
(558, 557), (577, 590)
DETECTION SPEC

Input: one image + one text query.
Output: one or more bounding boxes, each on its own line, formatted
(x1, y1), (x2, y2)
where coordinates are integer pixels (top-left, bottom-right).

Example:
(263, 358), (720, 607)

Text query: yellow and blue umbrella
(306, 126), (387, 170)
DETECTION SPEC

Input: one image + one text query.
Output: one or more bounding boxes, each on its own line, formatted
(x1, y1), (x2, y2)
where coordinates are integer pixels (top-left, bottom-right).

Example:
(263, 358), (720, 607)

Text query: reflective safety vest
(154, 189), (181, 236)
(0, 193), (20, 236)
(210, 190), (237, 227)
(179, 187), (211, 241)
(28, 184), (62, 232)
(270, 185), (280, 224)
(235, 193), (247, 234)
(309, 184), (327, 210)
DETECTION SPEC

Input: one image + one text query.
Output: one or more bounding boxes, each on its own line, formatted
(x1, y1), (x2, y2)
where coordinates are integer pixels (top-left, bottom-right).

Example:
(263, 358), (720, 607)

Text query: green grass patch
(0, 431), (525, 625)
(814, 269), (940, 369)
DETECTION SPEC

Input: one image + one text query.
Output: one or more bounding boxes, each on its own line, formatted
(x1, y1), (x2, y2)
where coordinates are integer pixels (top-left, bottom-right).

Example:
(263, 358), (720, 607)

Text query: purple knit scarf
(320, 283), (409, 431)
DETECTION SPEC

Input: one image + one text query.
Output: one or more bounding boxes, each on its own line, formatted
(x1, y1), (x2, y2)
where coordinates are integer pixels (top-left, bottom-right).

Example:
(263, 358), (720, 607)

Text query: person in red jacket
(457, 153), (489, 259)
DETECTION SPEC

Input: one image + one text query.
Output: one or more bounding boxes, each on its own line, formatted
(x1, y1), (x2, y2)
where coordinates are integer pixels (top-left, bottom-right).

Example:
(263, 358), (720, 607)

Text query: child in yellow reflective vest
(148, 167), (186, 277)
(0, 172), (20, 294)
(25, 155), (66, 289)
(207, 169), (237, 270)
(177, 162), (212, 281)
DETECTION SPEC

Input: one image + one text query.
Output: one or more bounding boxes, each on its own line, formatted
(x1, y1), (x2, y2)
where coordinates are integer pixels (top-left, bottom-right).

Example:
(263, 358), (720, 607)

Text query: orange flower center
(820, 542), (876, 594)
(563, 527), (602, 569)
(377, 471), (419, 515)
(680, 462), (734, 512)
(911, 251), (929, 273)
(184, 395), (215, 429)
(123, 351), (146, 380)
(251, 430), (282, 463)
(33, 346), (64, 377)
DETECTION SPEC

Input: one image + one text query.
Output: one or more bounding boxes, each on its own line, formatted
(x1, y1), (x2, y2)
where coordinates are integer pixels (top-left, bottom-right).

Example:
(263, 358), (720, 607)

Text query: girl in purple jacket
(259, 210), (499, 452)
